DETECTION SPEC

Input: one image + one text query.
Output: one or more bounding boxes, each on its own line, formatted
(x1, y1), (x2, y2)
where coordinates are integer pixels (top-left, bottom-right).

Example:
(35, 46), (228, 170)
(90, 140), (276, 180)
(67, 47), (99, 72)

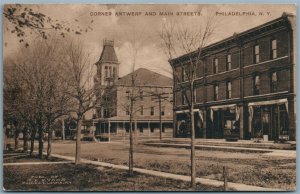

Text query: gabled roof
(98, 40), (119, 64)
(117, 68), (173, 87)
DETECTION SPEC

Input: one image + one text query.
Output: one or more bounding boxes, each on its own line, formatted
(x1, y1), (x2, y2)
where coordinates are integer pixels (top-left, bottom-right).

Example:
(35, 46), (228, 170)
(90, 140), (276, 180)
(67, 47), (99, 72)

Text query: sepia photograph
(2, 4), (296, 191)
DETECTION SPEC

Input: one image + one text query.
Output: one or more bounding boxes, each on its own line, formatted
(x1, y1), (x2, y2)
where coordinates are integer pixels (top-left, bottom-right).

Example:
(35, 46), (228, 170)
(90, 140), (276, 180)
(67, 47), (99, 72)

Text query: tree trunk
(75, 119), (82, 165)
(38, 126), (43, 159)
(62, 118), (65, 141)
(30, 127), (36, 156)
(129, 99), (134, 174)
(23, 127), (28, 151)
(159, 96), (162, 141)
(190, 82), (196, 188)
(14, 126), (19, 150)
(46, 123), (52, 159)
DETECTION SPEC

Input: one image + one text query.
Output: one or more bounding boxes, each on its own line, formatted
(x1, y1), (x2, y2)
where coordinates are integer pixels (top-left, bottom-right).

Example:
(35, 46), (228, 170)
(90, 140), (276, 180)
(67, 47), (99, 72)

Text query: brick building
(171, 13), (296, 141)
(90, 40), (173, 140)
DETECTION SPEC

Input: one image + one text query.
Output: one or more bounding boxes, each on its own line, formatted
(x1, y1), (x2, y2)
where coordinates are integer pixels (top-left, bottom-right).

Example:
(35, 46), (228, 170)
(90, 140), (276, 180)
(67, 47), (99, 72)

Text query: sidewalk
(143, 142), (296, 158)
(143, 137), (296, 150)
(51, 153), (284, 191)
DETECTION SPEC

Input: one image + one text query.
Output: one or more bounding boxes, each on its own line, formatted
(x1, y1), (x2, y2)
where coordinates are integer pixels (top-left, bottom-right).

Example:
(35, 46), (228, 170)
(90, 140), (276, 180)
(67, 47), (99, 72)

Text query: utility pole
(152, 91), (171, 141)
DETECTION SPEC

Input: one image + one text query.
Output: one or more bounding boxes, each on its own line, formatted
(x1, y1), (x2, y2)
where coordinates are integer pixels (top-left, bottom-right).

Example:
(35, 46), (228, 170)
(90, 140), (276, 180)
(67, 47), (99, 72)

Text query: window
(150, 107), (154, 116)
(140, 106), (144, 115)
(140, 91), (143, 100)
(109, 66), (112, 77)
(271, 39), (277, 59)
(113, 67), (116, 78)
(226, 54), (232, 71)
(214, 84), (219, 101)
(213, 58), (218, 74)
(161, 106), (165, 116)
(126, 91), (130, 100)
(253, 75), (260, 95)
(253, 45), (260, 64)
(226, 81), (232, 99)
(104, 109), (109, 117)
(126, 107), (130, 115)
(271, 72), (278, 92)
(182, 67), (187, 81)
(105, 66), (108, 78)
(182, 92), (187, 105)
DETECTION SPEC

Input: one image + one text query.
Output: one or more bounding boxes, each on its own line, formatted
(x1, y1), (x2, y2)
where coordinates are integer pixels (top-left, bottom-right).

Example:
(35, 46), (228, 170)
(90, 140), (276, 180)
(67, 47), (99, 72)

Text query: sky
(3, 4), (296, 78)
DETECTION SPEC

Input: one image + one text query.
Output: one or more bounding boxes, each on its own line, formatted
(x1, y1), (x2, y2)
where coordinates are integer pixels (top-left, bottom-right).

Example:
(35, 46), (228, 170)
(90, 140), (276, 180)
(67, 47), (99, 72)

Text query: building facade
(171, 13), (296, 141)
(89, 40), (173, 141)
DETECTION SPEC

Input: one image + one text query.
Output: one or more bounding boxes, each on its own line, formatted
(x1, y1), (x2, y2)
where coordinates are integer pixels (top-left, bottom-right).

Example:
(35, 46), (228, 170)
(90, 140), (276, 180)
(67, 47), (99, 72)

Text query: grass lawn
(48, 140), (296, 191)
(3, 152), (223, 191)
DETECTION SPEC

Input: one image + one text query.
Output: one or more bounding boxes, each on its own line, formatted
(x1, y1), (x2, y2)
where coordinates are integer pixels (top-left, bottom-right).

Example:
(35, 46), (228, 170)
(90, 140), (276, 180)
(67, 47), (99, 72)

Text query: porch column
(100, 122), (102, 134)
(202, 110), (207, 139)
(148, 121), (150, 136)
(108, 121), (111, 142)
(248, 108), (252, 139)
(123, 121), (125, 141)
(239, 105), (244, 139)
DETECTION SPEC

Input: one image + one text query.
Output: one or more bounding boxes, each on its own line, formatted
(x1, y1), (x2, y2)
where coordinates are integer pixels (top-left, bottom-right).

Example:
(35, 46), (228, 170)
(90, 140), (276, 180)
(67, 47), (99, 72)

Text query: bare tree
(4, 37), (71, 159)
(160, 14), (218, 187)
(62, 39), (100, 165)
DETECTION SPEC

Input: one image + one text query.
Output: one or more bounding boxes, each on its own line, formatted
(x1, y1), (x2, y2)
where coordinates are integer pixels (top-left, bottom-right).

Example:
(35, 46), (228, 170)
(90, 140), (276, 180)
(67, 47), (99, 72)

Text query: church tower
(94, 39), (119, 118)
(94, 39), (120, 87)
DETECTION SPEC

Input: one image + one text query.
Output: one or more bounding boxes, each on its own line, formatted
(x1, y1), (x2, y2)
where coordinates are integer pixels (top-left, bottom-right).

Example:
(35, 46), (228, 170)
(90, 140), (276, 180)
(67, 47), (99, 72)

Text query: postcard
(3, 4), (296, 191)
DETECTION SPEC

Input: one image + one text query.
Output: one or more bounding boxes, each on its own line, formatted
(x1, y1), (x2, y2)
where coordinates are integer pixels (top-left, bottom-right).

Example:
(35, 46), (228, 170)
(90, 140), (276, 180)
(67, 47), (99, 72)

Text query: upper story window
(271, 39), (277, 59)
(182, 92), (187, 105)
(126, 91), (130, 100)
(105, 66), (108, 78)
(126, 106), (130, 115)
(214, 84), (219, 101)
(253, 45), (260, 64)
(226, 54), (232, 71)
(150, 107), (154, 116)
(182, 67), (187, 81)
(226, 81), (232, 99)
(253, 75), (260, 95)
(140, 106), (144, 115)
(161, 106), (165, 116)
(271, 72), (278, 92)
(140, 91), (143, 100)
(113, 67), (116, 78)
(213, 58), (218, 74)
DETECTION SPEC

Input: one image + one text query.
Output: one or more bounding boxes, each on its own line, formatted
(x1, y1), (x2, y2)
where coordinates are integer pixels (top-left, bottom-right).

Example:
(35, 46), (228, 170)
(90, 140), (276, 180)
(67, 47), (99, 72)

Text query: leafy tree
(3, 4), (92, 47)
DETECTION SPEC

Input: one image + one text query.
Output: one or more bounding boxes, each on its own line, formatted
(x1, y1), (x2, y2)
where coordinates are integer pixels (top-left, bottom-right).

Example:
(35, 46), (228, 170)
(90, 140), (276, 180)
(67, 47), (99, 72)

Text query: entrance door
(262, 107), (271, 138)
(213, 110), (223, 138)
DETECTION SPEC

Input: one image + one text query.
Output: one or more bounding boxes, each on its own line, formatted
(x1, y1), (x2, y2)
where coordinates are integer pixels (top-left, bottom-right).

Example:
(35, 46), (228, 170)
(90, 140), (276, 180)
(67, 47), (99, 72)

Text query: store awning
(248, 98), (288, 107)
(210, 104), (237, 111)
(175, 109), (200, 114)
(210, 104), (239, 122)
(248, 98), (288, 123)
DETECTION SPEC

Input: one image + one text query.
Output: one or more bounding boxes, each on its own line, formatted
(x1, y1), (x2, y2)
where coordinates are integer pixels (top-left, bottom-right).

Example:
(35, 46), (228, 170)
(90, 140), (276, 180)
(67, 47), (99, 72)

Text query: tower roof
(98, 39), (119, 63)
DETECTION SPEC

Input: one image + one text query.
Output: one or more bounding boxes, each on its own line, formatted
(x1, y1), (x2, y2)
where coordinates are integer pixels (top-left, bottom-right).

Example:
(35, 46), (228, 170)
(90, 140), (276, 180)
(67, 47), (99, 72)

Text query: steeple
(95, 39), (120, 86)
(99, 39), (119, 63)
